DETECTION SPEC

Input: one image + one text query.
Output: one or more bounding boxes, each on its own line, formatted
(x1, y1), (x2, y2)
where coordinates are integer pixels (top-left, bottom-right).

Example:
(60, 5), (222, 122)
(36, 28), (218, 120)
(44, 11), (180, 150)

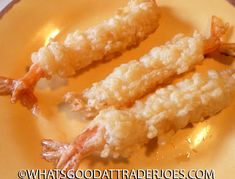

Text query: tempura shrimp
(42, 69), (235, 169)
(0, 0), (160, 113)
(65, 16), (235, 119)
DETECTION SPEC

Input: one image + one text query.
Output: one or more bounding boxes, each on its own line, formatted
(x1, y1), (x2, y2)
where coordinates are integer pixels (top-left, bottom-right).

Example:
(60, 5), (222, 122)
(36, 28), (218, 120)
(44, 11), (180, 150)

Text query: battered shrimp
(0, 0), (160, 112)
(42, 69), (235, 169)
(65, 16), (235, 119)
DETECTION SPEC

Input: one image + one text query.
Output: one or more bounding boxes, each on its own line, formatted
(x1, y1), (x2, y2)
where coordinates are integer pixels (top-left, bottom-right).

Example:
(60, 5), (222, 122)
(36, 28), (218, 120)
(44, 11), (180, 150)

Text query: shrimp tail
(64, 92), (98, 119)
(0, 64), (48, 114)
(64, 92), (87, 111)
(0, 75), (39, 114)
(204, 16), (230, 55)
(211, 16), (235, 57)
(41, 126), (105, 170)
(41, 139), (69, 164)
(210, 15), (229, 39)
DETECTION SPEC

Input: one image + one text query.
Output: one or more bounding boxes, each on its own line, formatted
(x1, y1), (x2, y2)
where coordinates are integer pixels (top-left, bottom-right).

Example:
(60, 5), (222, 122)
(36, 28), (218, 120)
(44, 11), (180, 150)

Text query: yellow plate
(0, 0), (235, 178)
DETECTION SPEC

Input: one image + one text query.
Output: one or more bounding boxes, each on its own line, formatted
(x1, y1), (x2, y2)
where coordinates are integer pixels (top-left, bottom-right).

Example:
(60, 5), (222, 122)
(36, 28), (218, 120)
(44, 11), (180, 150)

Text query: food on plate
(42, 69), (235, 170)
(65, 16), (235, 119)
(0, 0), (160, 113)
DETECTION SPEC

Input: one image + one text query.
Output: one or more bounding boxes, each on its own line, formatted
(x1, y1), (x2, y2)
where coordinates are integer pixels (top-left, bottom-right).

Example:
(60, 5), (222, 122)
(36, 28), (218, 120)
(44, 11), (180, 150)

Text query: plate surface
(0, 0), (235, 178)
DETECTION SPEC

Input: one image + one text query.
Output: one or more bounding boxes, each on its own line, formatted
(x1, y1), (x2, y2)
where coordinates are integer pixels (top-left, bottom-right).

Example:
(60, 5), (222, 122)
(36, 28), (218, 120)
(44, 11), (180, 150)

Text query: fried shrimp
(65, 16), (235, 119)
(42, 69), (235, 169)
(0, 0), (160, 112)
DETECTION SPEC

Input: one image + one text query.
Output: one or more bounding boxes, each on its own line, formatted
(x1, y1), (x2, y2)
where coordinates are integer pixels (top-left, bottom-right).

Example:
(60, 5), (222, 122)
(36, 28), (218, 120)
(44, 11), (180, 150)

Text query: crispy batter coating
(66, 32), (204, 117)
(42, 69), (235, 169)
(90, 69), (235, 158)
(32, 0), (160, 77)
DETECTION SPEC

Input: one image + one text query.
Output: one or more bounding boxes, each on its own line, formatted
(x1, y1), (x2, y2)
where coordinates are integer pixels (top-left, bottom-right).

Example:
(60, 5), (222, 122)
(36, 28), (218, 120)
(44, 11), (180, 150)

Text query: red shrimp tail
(204, 16), (230, 55)
(0, 64), (48, 114)
(41, 126), (104, 171)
